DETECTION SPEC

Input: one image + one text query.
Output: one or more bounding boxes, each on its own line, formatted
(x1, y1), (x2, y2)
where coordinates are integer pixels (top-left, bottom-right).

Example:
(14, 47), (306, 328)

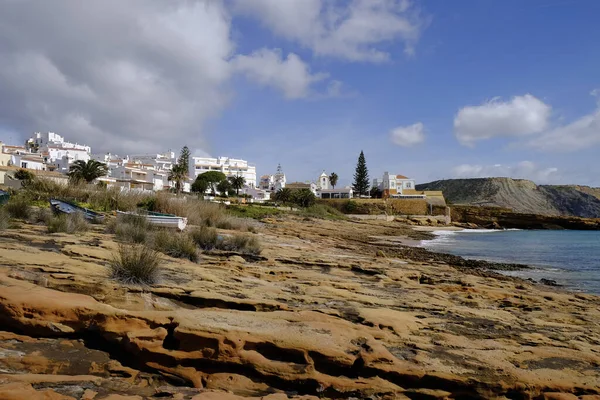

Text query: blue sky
(1, 0), (599, 186)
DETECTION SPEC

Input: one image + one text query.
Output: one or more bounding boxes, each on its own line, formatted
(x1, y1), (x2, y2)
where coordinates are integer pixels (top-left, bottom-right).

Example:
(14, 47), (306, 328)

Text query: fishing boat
(116, 210), (188, 231)
(49, 199), (105, 222)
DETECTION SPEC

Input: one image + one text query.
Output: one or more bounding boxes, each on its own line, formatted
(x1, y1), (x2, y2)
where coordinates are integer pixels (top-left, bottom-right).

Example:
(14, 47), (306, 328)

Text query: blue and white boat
(49, 199), (105, 222)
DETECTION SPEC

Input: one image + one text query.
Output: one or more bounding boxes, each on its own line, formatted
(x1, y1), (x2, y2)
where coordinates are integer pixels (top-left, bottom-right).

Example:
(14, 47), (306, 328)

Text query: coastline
(1, 215), (599, 399)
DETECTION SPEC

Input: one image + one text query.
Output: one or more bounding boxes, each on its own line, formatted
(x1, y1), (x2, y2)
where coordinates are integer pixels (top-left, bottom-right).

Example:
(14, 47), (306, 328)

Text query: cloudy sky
(1, 0), (599, 186)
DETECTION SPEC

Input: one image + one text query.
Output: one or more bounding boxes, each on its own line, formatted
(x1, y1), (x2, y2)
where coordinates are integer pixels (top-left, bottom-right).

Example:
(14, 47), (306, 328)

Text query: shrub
(299, 204), (346, 220)
(0, 208), (9, 230)
(108, 214), (149, 244)
(47, 213), (89, 234)
(219, 233), (261, 255)
(109, 244), (162, 285)
(152, 230), (199, 262)
(5, 195), (31, 219)
(28, 207), (53, 225)
(188, 225), (219, 250)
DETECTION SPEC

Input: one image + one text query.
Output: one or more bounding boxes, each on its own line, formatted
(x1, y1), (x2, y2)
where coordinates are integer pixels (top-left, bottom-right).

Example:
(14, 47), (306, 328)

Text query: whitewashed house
(10, 153), (46, 171)
(189, 156), (257, 188)
(259, 164), (286, 192)
(314, 171), (353, 199)
(25, 132), (91, 173)
(372, 172), (423, 198)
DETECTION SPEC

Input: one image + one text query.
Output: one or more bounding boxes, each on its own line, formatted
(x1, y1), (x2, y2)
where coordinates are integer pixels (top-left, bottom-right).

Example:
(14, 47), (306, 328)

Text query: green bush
(109, 244), (162, 285)
(152, 230), (199, 262)
(188, 225), (219, 250)
(219, 233), (261, 255)
(300, 204), (346, 220)
(343, 200), (358, 213)
(47, 213), (89, 234)
(5, 195), (31, 219)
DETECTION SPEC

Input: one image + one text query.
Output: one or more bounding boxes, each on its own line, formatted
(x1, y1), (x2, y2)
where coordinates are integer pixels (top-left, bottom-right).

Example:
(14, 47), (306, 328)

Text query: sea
(420, 229), (600, 295)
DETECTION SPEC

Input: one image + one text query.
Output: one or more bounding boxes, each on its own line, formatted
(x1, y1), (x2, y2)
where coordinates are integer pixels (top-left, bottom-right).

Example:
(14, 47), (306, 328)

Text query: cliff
(416, 178), (600, 218)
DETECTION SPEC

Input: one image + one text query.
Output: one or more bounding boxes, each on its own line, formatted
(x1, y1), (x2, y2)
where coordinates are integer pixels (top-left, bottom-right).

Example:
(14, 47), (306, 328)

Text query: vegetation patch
(5, 195), (32, 219)
(227, 205), (283, 220)
(298, 204), (346, 220)
(0, 208), (9, 230)
(109, 244), (162, 285)
(47, 213), (89, 234)
(220, 233), (262, 255)
(107, 214), (149, 244)
(152, 230), (199, 262)
(189, 225), (219, 250)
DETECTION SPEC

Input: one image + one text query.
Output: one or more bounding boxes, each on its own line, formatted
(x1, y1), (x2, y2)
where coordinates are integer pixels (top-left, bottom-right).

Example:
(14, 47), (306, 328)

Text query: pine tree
(352, 151), (370, 197)
(178, 146), (190, 172)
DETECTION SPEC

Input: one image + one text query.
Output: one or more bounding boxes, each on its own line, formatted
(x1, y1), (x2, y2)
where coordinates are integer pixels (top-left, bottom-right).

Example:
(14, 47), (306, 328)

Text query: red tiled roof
(396, 174), (409, 179)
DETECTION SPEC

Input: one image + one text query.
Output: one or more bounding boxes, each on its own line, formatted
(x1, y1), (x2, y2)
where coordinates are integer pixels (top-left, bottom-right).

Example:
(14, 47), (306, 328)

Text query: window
(21, 162), (27, 168)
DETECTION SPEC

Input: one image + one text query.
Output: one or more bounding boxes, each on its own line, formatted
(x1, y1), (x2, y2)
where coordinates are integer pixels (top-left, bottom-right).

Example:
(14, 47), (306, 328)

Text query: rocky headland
(1, 215), (599, 399)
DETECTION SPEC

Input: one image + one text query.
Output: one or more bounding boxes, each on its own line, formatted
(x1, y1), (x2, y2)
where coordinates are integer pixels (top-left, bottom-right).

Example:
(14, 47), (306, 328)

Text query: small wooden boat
(49, 199), (105, 222)
(116, 210), (187, 231)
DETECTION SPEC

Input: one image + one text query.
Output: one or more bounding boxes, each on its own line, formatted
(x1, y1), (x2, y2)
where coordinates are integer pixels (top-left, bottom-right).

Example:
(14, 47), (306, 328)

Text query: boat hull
(116, 211), (187, 231)
(49, 199), (105, 222)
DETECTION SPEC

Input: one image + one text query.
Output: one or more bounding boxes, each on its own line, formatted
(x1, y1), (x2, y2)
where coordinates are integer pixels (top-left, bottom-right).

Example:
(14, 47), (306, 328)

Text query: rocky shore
(1, 215), (599, 399)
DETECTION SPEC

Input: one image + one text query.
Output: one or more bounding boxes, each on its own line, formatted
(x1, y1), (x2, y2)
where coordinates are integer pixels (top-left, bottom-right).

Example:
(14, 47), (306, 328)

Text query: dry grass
(220, 233), (262, 255)
(152, 230), (199, 262)
(5, 195), (32, 219)
(109, 244), (162, 285)
(0, 208), (9, 230)
(107, 214), (149, 244)
(47, 212), (89, 234)
(188, 225), (219, 250)
(153, 193), (227, 226)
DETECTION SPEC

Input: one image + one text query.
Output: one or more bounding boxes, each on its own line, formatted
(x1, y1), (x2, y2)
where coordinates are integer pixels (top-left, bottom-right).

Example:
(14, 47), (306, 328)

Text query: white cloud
(452, 161), (559, 183)
(0, 1), (344, 155)
(525, 108), (600, 152)
(454, 94), (551, 146)
(232, 49), (328, 99)
(232, 0), (425, 62)
(390, 122), (425, 146)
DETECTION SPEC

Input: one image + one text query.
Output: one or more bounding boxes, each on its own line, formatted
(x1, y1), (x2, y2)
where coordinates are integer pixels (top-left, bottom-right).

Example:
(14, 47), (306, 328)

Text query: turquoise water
(421, 229), (600, 295)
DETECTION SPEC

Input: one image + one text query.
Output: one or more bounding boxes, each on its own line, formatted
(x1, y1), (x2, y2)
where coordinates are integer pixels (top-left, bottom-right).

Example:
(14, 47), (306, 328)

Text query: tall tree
(168, 164), (187, 194)
(68, 160), (108, 183)
(191, 176), (209, 194)
(198, 171), (226, 196)
(329, 172), (338, 189)
(352, 151), (370, 197)
(228, 175), (246, 196)
(216, 179), (231, 197)
(178, 146), (190, 173)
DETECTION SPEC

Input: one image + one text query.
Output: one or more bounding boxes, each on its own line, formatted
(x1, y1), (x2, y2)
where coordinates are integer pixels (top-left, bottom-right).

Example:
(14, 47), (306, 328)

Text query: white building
(314, 171), (353, 199)
(259, 164), (286, 192)
(110, 163), (171, 192)
(241, 187), (271, 202)
(0, 142), (12, 166)
(372, 172), (422, 198)
(189, 156), (256, 188)
(10, 154), (46, 171)
(26, 132), (91, 172)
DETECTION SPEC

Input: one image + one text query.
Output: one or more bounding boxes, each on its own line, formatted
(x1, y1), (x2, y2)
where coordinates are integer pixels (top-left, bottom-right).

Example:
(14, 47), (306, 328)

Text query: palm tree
(293, 188), (316, 208)
(168, 164), (187, 194)
(228, 175), (246, 196)
(329, 172), (339, 189)
(273, 187), (293, 205)
(68, 160), (108, 183)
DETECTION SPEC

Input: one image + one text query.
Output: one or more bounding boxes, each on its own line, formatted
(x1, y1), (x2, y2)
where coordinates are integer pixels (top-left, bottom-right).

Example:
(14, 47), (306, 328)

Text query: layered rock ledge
(0, 216), (599, 399)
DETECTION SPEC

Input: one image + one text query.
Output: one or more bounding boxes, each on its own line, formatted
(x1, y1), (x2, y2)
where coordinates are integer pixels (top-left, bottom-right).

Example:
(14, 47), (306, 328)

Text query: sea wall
(319, 198), (431, 215)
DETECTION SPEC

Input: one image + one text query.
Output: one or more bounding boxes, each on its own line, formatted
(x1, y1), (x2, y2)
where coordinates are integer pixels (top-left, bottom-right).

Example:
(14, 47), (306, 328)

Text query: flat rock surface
(0, 216), (599, 399)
